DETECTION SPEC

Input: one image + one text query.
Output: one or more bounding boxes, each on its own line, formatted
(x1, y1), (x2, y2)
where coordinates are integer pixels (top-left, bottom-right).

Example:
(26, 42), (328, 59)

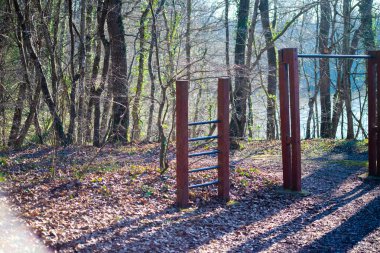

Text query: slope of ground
(0, 140), (379, 252)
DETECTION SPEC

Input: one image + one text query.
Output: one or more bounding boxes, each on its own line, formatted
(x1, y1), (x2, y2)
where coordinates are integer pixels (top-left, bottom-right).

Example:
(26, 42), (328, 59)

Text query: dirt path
(0, 140), (379, 252)
(0, 191), (50, 253)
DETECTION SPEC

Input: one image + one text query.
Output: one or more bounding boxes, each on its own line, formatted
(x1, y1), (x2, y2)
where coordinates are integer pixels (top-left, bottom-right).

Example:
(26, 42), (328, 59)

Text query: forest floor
(0, 139), (379, 252)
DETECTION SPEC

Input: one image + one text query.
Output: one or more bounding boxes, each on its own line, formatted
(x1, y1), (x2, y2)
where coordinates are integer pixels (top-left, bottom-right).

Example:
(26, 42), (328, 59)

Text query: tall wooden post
(217, 77), (230, 200)
(278, 48), (301, 191)
(368, 51), (380, 177)
(176, 80), (189, 207)
(279, 49), (292, 190)
(377, 53), (380, 177)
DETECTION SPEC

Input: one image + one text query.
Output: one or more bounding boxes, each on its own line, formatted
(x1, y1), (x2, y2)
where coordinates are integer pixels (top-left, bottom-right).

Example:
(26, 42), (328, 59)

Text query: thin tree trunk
(77, 0), (87, 144)
(224, 0), (231, 77)
(342, 0), (354, 139)
(185, 0), (191, 79)
(131, 6), (149, 142)
(192, 87), (202, 137)
(260, 0), (277, 140)
(146, 32), (156, 141)
(245, 0), (259, 140)
(319, 0), (332, 138)
(146, 0), (165, 142)
(87, 40), (101, 145)
(67, 0), (78, 143)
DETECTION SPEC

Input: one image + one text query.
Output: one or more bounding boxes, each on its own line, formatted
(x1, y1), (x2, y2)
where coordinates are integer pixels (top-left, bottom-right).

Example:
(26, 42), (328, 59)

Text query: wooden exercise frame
(176, 78), (230, 208)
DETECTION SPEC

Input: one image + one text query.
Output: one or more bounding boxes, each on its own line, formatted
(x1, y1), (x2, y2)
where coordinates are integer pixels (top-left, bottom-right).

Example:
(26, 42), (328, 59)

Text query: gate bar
(189, 135), (218, 142)
(188, 120), (219, 126)
(298, 54), (372, 59)
(189, 165), (219, 173)
(188, 150), (219, 158)
(189, 180), (219, 189)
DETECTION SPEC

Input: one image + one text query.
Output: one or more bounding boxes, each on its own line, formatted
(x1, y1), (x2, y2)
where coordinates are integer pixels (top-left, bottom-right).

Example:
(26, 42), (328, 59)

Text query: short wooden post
(176, 80), (189, 207)
(217, 77), (230, 200)
(278, 48), (302, 191)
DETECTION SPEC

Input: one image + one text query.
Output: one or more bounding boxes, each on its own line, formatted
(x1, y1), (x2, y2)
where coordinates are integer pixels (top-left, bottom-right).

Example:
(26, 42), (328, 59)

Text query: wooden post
(279, 49), (292, 190)
(278, 48), (301, 191)
(368, 51), (377, 177)
(287, 49), (301, 191)
(217, 77), (230, 200)
(176, 80), (189, 207)
(377, 53), (380, 177)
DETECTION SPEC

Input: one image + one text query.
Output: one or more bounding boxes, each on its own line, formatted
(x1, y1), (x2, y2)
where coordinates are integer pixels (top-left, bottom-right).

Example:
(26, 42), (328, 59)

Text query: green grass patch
(0, 172), (7, 183)
(0, 157), (8, 167)
(226, 200), (239, 206)
(332, 160), (368, 168)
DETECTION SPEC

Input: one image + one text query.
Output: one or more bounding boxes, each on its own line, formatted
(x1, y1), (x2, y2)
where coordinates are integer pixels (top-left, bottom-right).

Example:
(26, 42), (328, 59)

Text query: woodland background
(0, 0), (378, 171)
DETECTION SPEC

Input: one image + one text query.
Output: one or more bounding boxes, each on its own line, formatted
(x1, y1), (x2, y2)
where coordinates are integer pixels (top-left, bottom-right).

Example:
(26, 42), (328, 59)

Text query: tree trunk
(131, 6), (149, 142)
(94, 0), (110, 147)
(260, 0), (277, 140)
(107, 0), (129, 143)
(319, 0), (332, 138)
(359, 0), (375, 50)
(67, 0), (78, 143)
(76, 0), (87, 144)
(224, 0), (231, 77)
(185, 0), (191, 80)
(230, 0), (250, 145)
(146, 0), (165, 142)
(342, 0), (354, 139)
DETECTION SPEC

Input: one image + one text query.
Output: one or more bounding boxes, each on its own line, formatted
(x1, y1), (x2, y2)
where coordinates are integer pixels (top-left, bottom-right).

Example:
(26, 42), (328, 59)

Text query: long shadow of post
(300, 195), (380, 252)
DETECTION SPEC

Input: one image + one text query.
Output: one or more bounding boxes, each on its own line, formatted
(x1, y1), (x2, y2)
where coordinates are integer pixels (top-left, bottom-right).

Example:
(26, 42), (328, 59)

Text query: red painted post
(278, 49), (292, 190)
(176, 80), (189, 207)
(376, 52), (380, 177)
(368, 51), (377, 177)
(217, 77), (230, 200)
(287, 49), (302, 191)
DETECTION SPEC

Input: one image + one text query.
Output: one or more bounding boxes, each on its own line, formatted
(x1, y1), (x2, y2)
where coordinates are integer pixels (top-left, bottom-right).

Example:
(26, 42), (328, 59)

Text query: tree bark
(95, 0), (111, 147)
(76, 0), (87, 144)
(131, 6), (149, 142)
(67, 0), (78, 143)
(260, 0), (277, 140)
(319, 0), (332, 138)
(359, 0), (375, 50)
(185, 0), (191, 80)
(230, 0), (250, 145)
(107, 0), (129, 143)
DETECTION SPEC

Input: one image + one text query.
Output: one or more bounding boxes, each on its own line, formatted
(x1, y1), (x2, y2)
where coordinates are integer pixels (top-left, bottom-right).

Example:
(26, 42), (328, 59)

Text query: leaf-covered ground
(0, 139), (379, 252)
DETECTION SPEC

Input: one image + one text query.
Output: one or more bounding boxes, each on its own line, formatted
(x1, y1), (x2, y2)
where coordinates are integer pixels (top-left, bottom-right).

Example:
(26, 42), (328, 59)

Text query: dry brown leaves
(0, 140), (379, 252)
